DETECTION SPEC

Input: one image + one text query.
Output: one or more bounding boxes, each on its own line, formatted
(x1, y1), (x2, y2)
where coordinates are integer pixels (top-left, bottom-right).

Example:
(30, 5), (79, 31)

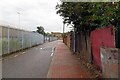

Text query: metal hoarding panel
(30, 33), (44, 45)
(28, 32), (32, 47)
(18, 30), (22, 50)
(50, 36), (53, 41)
(22, 31), (26, 48)
(16, 29), (22, 51)
(1, 26), (44, 55)
(23, 31), (30, 48)
(10, 28), (21, 53)
(30, 32), (34, 46)
(36, 33), (44, 44)
(27, 31), (31, 47)
(24, 31), (30, 48)
(49, 36), (58, 42)
(2, 27), (8, 54)
(9, 28), (17, 53)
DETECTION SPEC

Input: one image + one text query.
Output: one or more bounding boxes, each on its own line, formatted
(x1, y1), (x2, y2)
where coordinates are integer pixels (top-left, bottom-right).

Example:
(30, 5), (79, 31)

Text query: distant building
(51, 32), (63, 40)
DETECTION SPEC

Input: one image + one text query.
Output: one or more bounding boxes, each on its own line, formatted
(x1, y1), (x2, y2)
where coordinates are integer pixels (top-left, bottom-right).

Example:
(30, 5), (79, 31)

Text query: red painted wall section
(90, 26), (115, 70)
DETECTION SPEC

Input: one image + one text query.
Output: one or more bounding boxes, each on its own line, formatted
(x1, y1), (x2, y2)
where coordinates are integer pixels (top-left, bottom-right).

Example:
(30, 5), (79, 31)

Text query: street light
(17, 12), (23, 49)
(73, 27), (76, 53)
(63, 21), (65, 43)
(17, 12), (20, 27)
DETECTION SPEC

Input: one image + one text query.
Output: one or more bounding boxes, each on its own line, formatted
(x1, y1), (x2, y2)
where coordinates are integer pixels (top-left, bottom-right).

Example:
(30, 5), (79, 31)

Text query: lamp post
(73, 27), (76, 53)
(17, 12), (23, 49)
(17, 12), (20, 27)
(63, 21), (65, 43)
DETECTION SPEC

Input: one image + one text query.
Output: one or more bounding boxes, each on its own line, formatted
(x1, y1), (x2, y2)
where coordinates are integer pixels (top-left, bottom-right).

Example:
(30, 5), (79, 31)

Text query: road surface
(2, 40), (60, 78)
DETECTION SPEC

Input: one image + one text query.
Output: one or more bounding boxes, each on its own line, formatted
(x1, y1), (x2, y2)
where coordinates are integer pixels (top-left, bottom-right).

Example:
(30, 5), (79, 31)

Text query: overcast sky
(0, 0), (71, 33)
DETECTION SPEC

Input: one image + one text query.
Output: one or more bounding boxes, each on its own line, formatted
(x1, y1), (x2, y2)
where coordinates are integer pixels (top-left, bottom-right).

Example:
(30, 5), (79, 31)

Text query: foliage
(36, 26), (52, 36)
(36, 26), (45, 35)
(56, 2), (120, 32)
(45, 32), (52, 36)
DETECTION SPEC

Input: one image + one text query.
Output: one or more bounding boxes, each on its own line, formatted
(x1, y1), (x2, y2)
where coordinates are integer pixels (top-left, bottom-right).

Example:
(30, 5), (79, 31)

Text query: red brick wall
(63, 32), (71, 48)
(66, 33), (71, 48)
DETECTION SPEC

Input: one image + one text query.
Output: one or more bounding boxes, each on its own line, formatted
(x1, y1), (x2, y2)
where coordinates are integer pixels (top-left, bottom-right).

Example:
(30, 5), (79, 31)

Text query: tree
(56, 2), (120, 51)
(36, 26), (45, 35)
(56, 2), (119, 32)
(45, 32), (52, 36)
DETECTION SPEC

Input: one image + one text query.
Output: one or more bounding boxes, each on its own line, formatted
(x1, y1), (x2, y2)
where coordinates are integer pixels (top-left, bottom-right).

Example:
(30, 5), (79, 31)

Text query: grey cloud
(0, 0), (70, 33)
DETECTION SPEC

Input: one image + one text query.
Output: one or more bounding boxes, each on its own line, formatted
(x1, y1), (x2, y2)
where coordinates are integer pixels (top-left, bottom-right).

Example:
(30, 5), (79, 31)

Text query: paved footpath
(47, 41), (92, 78)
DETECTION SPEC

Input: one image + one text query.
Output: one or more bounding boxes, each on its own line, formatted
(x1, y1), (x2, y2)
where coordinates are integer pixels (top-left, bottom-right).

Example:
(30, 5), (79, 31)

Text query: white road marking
(40, 48), (43, 49)
(51, 53), (54, 56)
(52, 47), (54, 53)
(50, 47), (56, 56)
(14, 55), (18, 57)
(22, 52), (25, 54)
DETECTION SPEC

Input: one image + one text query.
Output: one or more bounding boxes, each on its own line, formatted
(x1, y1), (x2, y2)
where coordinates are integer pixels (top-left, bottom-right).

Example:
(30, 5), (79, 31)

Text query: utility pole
(73, 27), (76, 53)
(17, 12), (20, 27)
(63, 22), (65, 43)
(17, 12), (23, 49)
